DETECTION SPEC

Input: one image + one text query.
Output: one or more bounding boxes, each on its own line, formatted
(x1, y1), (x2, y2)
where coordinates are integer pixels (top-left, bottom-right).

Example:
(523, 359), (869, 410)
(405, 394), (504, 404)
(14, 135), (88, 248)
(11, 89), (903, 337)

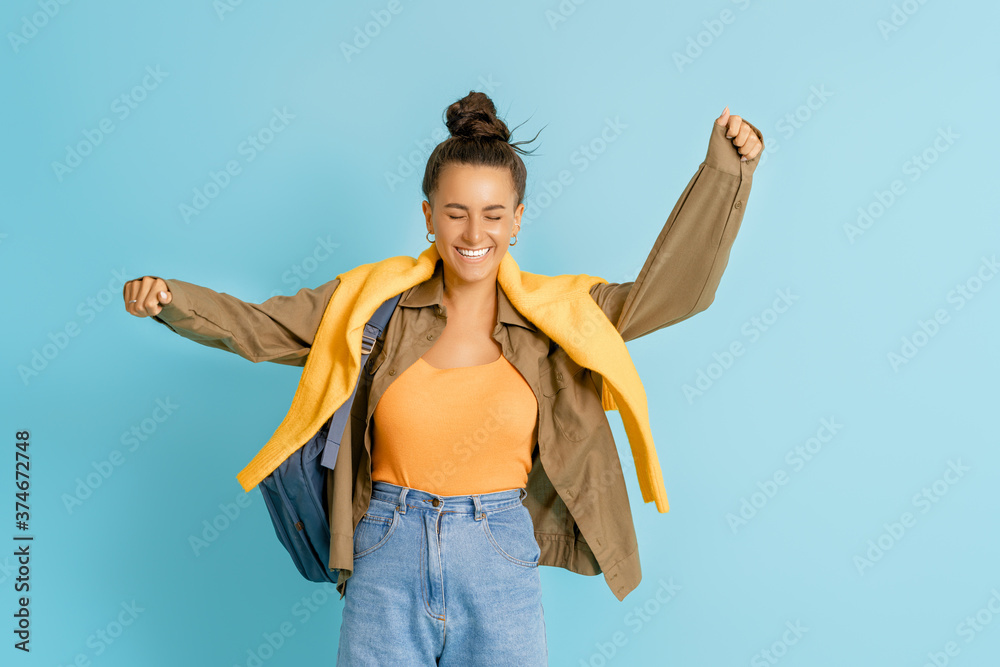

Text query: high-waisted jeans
(336, 480), (548, 666)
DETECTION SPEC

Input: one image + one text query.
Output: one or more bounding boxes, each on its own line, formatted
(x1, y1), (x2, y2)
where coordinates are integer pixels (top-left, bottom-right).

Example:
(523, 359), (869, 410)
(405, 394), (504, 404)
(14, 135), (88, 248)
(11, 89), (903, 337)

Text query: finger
(145, 276), (170, 305)
(143, 277), (166, 317)
(715, 105), (730, 126)
(725, 114), (743, 139)
(132, 279), (152, 317)
(136, 277), (161, 317)
(733, 123), (752, 150)
(739, 136), (762, 162)
(144, 278), (168, 316)
(124, 280), (140, 316)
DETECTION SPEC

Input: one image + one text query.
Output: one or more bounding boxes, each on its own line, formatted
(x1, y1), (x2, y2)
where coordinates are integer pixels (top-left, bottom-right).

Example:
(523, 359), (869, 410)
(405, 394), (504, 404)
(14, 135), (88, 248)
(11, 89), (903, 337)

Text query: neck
(440, 265), (499, 320)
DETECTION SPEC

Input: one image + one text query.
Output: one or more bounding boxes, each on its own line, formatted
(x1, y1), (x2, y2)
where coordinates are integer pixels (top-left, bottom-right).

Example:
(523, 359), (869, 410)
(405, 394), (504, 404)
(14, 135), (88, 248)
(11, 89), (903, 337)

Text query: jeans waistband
(371, 480), (527, 516)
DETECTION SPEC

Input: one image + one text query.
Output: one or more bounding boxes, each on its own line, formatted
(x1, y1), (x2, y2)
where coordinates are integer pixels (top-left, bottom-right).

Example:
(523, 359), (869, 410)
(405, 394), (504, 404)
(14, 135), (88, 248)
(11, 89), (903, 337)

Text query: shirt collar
(398, 257), (537, 332)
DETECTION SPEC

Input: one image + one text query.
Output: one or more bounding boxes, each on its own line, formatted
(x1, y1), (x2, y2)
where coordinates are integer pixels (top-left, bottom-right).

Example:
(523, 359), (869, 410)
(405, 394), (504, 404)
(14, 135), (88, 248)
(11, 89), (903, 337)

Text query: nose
(462, 216), (485, 245)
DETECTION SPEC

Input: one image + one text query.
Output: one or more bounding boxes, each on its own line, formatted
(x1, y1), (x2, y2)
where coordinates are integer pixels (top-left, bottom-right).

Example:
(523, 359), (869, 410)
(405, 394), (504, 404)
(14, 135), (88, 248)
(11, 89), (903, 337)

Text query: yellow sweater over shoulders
(236, 242), (669, 513)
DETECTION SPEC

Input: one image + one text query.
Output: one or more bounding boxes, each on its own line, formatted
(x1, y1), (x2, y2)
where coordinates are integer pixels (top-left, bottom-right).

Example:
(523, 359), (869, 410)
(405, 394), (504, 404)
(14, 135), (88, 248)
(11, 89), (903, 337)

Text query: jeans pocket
(353, 499), (398, 561)
(482, 504), (540, 568)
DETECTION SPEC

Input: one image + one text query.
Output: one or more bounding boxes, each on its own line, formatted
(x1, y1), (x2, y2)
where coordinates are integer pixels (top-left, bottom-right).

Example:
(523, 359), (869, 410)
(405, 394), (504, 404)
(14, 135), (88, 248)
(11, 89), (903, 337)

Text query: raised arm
(125, 275), (341, 367)
(589, 109), (764, 342)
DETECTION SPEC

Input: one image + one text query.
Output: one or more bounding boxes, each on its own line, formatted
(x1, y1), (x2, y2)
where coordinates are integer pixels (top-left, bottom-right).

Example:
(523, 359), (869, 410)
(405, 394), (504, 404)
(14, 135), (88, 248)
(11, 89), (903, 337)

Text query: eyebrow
(442, 203), (506, 212)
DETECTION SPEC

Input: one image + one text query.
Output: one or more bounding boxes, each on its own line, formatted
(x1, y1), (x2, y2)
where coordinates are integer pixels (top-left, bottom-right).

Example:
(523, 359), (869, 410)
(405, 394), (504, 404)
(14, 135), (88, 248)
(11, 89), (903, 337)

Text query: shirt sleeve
(147, 276), (342, 366)
(589, 118), (764, 343)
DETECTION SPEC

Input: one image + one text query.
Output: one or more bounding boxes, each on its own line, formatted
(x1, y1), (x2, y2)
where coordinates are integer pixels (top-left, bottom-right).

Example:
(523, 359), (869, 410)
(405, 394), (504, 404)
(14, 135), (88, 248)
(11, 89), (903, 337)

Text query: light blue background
(2, 1), (997, 665)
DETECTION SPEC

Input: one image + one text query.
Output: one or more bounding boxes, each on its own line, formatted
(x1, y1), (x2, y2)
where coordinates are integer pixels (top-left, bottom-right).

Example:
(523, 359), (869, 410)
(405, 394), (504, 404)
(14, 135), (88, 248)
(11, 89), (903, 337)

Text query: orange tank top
(371, 352), (538, 496)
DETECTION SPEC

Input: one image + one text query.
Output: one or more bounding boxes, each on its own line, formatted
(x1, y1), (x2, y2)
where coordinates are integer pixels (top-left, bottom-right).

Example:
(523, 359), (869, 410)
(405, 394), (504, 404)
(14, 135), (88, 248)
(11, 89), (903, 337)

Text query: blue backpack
(256, 294), (401, 583)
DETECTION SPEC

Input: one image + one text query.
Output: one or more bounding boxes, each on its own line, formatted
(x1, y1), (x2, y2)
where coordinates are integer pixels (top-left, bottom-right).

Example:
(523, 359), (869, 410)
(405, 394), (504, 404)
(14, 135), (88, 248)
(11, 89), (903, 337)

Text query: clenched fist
(123, 276), (172, 318)
(716, 106), (762, 162)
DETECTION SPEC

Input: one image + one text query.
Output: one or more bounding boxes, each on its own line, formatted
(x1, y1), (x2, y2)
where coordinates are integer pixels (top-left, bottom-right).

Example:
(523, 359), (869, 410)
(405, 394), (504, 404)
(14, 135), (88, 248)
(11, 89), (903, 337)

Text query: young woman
(124, 91), (763, 665)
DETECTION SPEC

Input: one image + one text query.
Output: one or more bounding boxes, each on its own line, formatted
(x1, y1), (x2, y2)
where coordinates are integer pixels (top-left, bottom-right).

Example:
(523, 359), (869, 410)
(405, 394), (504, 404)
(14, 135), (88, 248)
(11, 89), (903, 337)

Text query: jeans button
(431, 498), (440, 507)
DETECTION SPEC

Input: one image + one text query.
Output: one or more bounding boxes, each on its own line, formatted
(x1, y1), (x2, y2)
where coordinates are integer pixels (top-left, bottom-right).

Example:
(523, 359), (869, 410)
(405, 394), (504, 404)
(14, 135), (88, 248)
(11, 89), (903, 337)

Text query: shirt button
(556, 372), (563, 382)
(388, 369), (395, 375)
(735, 200), (742, 209)
(427, 333), (435, 340)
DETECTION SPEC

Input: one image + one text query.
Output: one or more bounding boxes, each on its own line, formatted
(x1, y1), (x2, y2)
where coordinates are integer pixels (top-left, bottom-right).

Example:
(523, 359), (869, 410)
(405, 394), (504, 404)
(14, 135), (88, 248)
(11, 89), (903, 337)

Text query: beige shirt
(151, 118), (764, 601)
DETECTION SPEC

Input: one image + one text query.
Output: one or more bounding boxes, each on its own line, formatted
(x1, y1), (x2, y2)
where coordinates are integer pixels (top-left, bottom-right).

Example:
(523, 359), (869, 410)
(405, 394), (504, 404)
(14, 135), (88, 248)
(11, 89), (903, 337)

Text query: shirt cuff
(704, 117), (765, 176)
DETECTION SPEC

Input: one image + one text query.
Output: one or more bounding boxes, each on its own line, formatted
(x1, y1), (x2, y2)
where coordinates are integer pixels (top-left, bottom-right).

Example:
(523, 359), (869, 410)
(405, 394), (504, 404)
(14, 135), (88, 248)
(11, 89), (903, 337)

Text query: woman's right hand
(123, 276), (172, 318)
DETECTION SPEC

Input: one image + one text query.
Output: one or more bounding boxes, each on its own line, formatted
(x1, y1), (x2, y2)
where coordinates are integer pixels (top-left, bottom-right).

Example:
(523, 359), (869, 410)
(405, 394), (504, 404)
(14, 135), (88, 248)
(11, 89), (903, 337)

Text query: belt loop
(472, 494), (483, 521)
(397, 486), (408, 514)
(519, 487), (527, 502)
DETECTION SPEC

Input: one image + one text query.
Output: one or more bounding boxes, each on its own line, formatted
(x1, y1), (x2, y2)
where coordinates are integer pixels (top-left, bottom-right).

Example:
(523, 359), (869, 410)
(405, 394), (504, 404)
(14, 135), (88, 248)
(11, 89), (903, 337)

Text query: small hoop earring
(509, 235), (517, 246)
(426, 231), (435, 243)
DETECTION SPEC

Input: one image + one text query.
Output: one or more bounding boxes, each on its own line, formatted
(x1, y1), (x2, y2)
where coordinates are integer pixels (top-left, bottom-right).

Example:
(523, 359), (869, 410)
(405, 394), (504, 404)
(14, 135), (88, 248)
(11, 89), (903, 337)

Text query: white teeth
(457, 247), (489, 258)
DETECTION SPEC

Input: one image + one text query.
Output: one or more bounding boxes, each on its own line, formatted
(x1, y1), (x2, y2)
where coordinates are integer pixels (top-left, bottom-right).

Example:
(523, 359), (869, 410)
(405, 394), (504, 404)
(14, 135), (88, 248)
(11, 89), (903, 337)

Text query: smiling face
(423, 162), (525, 290)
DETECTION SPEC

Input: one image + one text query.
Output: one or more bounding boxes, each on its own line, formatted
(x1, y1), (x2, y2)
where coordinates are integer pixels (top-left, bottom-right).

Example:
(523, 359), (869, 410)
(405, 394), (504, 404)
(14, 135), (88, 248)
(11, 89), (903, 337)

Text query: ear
(422, 200), (433, 229)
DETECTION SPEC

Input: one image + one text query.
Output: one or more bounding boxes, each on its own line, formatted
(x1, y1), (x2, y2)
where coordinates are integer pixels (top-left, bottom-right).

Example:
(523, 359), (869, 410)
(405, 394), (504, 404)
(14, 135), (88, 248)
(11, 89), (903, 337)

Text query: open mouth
(454, 246), (492, 263)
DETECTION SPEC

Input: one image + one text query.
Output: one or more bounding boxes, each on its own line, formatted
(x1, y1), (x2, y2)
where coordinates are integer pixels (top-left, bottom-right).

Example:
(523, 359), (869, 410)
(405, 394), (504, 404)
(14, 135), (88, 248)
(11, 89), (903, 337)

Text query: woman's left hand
(715, 106), (762, 162)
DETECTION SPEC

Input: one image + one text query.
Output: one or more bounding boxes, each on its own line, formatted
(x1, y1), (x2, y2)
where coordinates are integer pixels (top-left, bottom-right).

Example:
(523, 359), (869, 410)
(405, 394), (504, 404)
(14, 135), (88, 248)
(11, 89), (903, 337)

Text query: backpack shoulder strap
(318, 293), (402, 470)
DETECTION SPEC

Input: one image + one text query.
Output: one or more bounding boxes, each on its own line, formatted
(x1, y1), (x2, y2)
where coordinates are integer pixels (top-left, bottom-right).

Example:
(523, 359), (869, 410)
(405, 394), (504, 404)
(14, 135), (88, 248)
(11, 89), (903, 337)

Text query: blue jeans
(337, 480), (548, 665)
